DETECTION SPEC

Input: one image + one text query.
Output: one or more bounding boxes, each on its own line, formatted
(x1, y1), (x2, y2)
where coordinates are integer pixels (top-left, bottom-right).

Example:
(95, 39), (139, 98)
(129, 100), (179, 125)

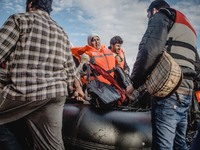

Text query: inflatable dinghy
(5, 102), (196, 150)
(62, 103), (152, 150)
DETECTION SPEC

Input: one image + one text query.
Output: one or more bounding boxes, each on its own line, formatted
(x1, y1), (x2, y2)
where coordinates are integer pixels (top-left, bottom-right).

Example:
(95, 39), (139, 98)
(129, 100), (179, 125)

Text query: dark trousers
(191, 123), (200, 150)
(0, 125), (22, 150)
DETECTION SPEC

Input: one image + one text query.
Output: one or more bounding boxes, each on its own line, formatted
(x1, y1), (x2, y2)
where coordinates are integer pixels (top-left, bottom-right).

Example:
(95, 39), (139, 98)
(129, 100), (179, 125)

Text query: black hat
(147, 0), (170, 12)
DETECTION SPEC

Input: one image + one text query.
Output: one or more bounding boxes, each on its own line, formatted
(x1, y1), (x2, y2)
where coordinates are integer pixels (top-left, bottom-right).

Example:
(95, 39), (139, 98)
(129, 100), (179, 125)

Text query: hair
(147, 0), (170, 12)
(110, 36), (123, 45)
(26, 0), (53, 14)
(26, 0), (39, 8)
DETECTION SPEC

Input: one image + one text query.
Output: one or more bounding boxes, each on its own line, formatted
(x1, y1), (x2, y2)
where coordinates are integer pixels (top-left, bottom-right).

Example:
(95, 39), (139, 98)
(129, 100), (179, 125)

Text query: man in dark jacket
(126, 0), (198, 149)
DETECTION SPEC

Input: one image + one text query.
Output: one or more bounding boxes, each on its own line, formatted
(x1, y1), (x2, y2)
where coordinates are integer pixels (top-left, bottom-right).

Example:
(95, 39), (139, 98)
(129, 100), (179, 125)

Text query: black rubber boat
(5, 101), (196, 150)
(62, 103), (152, 150)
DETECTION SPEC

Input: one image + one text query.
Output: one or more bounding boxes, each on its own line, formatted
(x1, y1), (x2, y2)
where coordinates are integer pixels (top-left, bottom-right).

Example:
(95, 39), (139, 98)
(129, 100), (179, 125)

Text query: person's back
(3, 9), (71, 101)
(165, 8), (196, 73)
(0, 0), (84, 149)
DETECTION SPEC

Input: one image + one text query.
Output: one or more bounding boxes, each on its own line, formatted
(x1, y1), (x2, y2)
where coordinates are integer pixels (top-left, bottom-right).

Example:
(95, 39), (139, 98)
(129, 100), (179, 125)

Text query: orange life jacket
(71, 45), (116, 84)
(71, 46), (86, 62)
(112, 49), (125, 69)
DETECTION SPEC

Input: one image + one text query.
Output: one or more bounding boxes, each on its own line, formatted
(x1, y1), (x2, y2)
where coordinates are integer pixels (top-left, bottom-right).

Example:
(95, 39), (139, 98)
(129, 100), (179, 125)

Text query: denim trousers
(151, 91), (192, 150)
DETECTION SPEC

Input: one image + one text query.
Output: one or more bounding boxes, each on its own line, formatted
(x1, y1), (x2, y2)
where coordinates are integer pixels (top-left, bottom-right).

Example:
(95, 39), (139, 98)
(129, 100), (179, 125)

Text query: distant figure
(126, 0), (198, 149)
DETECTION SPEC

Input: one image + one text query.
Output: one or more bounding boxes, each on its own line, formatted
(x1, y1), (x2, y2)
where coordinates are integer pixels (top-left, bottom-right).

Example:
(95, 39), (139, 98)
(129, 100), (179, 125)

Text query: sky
(0, 0), (199, 70)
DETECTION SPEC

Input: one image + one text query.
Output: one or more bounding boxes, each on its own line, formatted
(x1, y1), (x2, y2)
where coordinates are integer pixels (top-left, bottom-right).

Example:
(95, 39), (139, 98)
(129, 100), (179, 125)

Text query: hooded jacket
(131, 8), (197, 89)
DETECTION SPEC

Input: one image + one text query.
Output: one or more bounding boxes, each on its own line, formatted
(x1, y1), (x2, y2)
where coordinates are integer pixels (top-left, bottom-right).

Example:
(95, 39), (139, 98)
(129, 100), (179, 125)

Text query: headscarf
(27, 0), (53, 14)
(87, 33), (99, 46)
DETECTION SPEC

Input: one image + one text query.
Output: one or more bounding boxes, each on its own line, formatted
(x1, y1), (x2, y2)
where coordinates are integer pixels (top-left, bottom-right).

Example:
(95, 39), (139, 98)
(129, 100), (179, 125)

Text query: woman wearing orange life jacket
(108, 36), (130, 74)
(71, 34), (116, 85)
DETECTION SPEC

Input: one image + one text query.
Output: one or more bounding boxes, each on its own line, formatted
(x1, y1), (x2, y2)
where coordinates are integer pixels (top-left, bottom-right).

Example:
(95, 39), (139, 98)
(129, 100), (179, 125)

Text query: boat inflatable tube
(62, 104), (152, 150)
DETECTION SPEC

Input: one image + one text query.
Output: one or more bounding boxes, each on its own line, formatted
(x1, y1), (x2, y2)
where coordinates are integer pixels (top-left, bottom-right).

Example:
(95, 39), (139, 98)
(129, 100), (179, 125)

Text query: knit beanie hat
(87, 33), (99, 46)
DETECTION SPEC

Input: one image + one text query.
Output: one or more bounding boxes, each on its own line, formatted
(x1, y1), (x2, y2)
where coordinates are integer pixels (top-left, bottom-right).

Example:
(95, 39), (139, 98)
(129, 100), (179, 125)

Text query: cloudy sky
(0, 0), (199, 70)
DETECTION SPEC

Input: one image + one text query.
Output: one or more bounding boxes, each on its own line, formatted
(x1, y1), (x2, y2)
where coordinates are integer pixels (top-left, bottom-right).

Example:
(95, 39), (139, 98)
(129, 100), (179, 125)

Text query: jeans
(0, 125), (22, 150)
(151, 92), (192, 150)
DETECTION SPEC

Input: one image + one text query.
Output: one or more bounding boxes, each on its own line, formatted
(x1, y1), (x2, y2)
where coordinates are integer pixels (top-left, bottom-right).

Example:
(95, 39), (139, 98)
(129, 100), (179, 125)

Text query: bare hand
(73, 87), (85, 101)
(126, 85), (134, 95)
(125, 85), (136, 101)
